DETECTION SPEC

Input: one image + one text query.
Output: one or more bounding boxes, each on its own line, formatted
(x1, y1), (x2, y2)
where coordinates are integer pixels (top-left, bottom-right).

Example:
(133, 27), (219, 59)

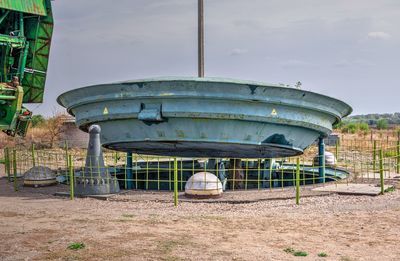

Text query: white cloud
(229, 48), (248, 56)
(367, 31), (391, 39)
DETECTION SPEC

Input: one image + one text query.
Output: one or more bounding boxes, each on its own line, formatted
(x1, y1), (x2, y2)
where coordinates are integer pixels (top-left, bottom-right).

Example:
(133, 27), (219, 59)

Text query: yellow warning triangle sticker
(271, 108), (277, 116)
(103, 107), (109, 115)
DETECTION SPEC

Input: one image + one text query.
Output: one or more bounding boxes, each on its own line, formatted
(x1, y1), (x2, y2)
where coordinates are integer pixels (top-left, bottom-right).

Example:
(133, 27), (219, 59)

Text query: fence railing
(1, 140), (399, 206)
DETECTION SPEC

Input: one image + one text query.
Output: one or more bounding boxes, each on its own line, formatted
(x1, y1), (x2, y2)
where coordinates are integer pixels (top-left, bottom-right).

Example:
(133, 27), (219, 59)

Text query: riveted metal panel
(58, 77), (352, 158)
(0, 0), (47, 16)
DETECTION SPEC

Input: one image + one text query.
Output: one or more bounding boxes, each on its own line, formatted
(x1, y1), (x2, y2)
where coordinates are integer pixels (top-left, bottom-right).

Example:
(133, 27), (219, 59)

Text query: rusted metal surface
(58, 77), (352, 158)
(0, 0), (47, 16)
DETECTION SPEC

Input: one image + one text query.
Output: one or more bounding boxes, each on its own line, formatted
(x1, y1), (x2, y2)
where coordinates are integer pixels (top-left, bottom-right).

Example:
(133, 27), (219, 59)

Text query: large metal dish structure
(57, 77), (352, 158)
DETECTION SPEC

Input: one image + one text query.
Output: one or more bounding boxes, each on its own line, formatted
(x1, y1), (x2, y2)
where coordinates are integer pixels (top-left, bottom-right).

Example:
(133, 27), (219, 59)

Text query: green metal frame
(0, 0), (53, 136)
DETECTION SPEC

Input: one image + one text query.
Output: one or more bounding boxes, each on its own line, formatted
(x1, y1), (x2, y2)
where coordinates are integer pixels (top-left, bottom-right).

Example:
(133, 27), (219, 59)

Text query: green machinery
(0, 0), (53, 136)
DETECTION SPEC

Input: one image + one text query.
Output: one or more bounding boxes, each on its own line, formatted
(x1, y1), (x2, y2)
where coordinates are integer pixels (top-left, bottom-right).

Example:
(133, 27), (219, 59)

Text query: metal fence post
(69, 155), (74, 200)
(31, 143), (36, 167)
(397, 140), (400, 174)
(373, 140), (377, 173)
(126, 152), (133, 189)
(4, 148), (10, 182)
(64, 140), (69, 184)
(296, 158), (300, 205)
(335, 140), (339, 160)
(174, 157), (178, 207)
(379, 149), (384, 195)
(13, 149), (18, 192)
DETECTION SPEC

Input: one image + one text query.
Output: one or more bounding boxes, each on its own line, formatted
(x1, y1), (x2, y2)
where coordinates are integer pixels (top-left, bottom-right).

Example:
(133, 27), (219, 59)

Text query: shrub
(67, 242), (85, 250)
(31, 115), (45, 127)
(342, 122), (358, 134)
(376, 119), (388, 130)
(358, 122), (369, 132)
(284, 247), (308, 257)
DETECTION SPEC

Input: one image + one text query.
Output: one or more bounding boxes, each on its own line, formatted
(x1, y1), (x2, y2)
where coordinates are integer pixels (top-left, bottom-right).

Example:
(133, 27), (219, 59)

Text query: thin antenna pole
(198, 0), (204, 77)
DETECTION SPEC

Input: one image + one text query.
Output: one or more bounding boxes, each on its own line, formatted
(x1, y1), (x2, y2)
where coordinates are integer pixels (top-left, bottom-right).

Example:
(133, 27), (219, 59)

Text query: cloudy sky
(27, 0), (400, 116)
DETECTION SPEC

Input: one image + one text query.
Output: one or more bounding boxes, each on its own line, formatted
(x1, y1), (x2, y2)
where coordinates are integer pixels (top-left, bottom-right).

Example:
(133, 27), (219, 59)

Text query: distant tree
(333, 121), (344, 130)
(342, 122), (358, 134)
(31, 115), (45, 127)
(376, 119), (388, 130)
(45, 114), (65, 148)
(358, 122), (369, 132)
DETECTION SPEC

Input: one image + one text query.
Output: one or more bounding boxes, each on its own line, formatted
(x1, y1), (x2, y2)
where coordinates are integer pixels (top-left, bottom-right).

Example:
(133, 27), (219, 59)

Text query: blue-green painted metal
(318, 137), (325, 183)
(126, 152), (133, 189)
(57, 77), (352, 158)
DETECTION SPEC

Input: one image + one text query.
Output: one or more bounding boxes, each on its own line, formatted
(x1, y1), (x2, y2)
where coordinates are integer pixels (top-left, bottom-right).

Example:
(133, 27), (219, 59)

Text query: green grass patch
(284, 247), (308, 256)
(384, 186), (395, 193)
(67, 242), (85, 251)
(293, 251), (308, 257)
(318, 252), (328, 257)
(284, 247), (295, 254)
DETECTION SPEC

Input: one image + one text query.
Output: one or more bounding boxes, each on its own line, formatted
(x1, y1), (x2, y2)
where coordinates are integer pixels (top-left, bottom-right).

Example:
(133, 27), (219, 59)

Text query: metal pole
(335, 140), (339, 160)
(64, 140), (69, 184)
(69, 155), (74, 200)
(379, 149), (384, 195)
(397, 140), (400, 174)
(13, 149), (17, 191)
(198, 0), (204, 77)
(318, 137), (325, 184)
(373, 140), (376, 173)
(4, 148), (10, 182)
(31, 143), (36, 167)
(174, 157), (178, 207)
(126, 152), (133, 189)
(296, 158), (300, 205)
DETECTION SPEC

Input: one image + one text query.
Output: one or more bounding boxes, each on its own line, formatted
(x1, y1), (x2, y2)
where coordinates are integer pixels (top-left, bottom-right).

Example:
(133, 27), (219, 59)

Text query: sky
(27, 0), (400, 116)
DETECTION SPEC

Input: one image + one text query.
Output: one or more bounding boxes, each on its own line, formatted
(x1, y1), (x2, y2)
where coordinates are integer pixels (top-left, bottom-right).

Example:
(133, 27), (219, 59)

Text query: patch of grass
(67, 242), (85, 251)
(283, 247), (308, 257)
(293, 251), (308, 257)
(318, 252), (328, 257)
(384, 186), (395, 193)
(284, 247), (295, 254)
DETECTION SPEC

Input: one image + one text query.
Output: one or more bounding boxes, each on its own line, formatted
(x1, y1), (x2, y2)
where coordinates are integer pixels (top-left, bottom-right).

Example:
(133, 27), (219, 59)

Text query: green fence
(1, 140), (399, 206)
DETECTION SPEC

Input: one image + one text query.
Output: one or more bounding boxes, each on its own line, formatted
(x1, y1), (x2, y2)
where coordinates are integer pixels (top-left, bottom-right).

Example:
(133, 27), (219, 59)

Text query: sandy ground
(0, 179), (400, 261)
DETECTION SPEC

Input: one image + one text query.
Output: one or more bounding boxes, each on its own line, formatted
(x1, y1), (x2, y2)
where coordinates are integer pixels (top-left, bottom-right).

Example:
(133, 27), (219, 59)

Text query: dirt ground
(0, 179), (399, 261)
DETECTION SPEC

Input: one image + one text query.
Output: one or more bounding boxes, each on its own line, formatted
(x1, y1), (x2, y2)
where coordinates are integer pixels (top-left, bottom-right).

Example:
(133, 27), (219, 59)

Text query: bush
(333, 121), (344, 130)
(67, 242), (85, 250)
(376, 119), (388, 130)
(31, 114), (45, 127)
(340, 122), (369, 134)
(358, 122), (369, 132)
(342, 122), (358, 134)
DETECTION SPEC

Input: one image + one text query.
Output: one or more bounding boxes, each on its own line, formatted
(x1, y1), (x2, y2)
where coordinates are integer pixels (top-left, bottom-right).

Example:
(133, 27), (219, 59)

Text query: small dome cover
(24, 166), (57, 187)
(185, 172), (223, 198)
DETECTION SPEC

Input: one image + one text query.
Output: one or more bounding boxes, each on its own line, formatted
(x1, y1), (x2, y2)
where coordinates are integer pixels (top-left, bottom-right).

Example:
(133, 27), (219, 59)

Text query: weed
(67, 242), (85, 250)
(284, 247), (308, 256)
(284, 247), (295, 254)
(293, 251), (308, 257)
(318, 252), (328, 257)
(384, 186), (395, 193)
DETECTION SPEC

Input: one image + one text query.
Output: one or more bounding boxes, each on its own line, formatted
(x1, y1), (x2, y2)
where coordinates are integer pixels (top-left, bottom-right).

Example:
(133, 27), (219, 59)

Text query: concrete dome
(185, 172), (223, 198)
(24, 166), (57, 187)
